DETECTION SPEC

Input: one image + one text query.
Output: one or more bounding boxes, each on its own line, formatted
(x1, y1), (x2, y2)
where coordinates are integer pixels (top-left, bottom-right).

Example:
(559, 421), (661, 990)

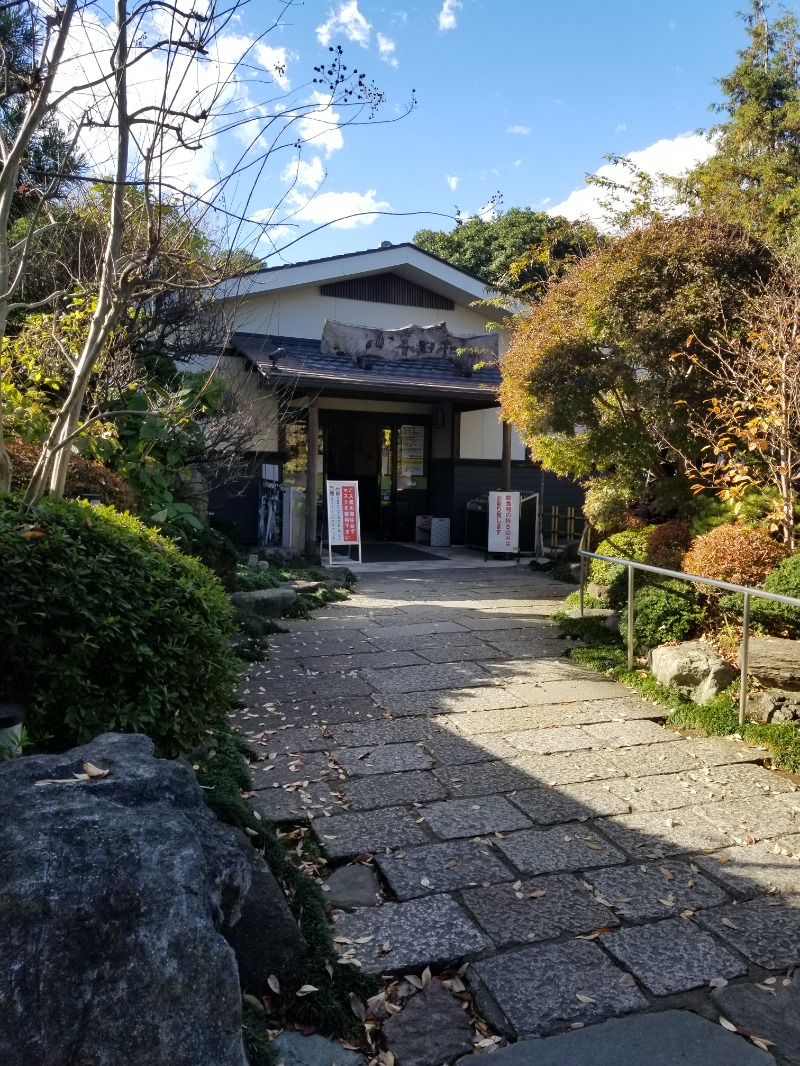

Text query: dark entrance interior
(322, 412), (430, 541)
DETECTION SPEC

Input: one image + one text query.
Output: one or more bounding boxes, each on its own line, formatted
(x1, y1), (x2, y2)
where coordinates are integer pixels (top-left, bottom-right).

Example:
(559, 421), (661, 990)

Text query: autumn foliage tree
(499, 218), (774, 531)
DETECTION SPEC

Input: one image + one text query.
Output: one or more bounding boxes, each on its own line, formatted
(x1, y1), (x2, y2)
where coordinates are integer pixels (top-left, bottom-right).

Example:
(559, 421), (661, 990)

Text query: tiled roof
(230, 333), (501, 402)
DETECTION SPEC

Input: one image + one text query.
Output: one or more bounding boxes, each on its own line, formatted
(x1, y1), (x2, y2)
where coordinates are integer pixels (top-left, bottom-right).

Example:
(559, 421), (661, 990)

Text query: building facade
(211, 242), (584, 551)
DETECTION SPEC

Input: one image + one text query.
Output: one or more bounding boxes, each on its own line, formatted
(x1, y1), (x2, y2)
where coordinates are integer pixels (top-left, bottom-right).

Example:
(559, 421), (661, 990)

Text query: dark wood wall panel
(321, 272), (454, 310)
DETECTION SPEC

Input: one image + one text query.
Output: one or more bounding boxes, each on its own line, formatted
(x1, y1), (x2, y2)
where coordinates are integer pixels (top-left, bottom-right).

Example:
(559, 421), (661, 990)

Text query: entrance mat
(332, 543), (448, 563)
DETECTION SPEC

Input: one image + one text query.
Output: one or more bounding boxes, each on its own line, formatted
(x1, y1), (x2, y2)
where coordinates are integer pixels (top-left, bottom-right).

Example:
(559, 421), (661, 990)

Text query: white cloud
(285, 188), (392, 229)
(295, 91), (345, 157)
(446, 174), (459, 190)
(615, 122), (627, 133)
(281, 156), (326, 191)
(506, 125), (530, 135)
(513, 159), (522, 168)
(438, 0), (462, 32)
(254, 43), (295, 90)
(550, 132), (716, 228)
(377, 32), (398, 67)
(316, 1), (371, 47)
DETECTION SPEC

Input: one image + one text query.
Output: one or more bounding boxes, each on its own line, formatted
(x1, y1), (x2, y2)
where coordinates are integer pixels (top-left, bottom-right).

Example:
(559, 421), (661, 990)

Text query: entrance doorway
(322, 413), (430, 541)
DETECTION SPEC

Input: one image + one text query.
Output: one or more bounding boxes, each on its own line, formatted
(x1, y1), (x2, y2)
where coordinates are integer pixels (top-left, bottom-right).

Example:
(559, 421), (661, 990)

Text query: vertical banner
(487, 491), (520, 554)
(326, 480), (362, 564)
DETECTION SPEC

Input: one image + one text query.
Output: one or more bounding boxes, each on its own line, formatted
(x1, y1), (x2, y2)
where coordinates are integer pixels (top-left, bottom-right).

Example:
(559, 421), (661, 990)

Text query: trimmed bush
(619, 579), (703, 651)
(588, 525), (657, 585)
(174, 523), (239, 590)
(645, 518), (692, 571)
(682, 523), (788, 588)
(749, 552), (800, 636)
(8, 438), (137, 512)
(0, 494), (237, 755)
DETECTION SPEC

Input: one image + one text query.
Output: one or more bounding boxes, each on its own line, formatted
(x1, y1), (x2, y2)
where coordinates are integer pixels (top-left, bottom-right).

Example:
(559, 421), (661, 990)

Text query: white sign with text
(487, 491), (520, 554)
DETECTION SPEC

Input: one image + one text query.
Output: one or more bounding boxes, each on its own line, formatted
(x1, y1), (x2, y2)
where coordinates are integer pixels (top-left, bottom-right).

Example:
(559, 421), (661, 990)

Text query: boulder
(649, 641), (737, 704)
(713, 974), (800, 1063)
(586, 581), (611, 602)
(748, 690), (800, 724)
(383, 980), (473, 1066)
(230, 586), (297, 618)
(563, 607), (616, 619)
(270, 1031), (363, 1066)
(223, 830), (308, 995)
(742, 637), (800, 691)
(0, 733), (250, 1066)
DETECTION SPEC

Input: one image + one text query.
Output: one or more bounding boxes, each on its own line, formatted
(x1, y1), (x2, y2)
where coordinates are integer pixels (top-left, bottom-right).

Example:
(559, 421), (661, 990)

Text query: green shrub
(588, 525), (657, 585)
(619, 579), (703, 651)
(682, 523), (788, 588)
(0, 494), (238, 755)
(174, 523), (240, 590)
(234, 563), (281, 592)
(645, 518), (692, 571)
(748, 551), (800, 636)
(8, 438), (137, 512)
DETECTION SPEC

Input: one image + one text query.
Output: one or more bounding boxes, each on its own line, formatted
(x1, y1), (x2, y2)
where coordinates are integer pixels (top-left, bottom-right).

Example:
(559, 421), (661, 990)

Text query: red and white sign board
(327, 480), (362, 564)
(488, 491), (520, 554)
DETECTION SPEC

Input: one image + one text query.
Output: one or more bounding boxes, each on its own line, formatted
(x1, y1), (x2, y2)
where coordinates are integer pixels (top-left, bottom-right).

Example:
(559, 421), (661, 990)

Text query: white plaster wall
(459, 408), (526, 460)
(231, 288), (496, 339)
(185, 353), (279, 452)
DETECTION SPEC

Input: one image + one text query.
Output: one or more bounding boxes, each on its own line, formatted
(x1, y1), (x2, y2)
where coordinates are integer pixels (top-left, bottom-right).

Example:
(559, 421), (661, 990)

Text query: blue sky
(236, 0), (767, 264)
(52, 0), (786, 265)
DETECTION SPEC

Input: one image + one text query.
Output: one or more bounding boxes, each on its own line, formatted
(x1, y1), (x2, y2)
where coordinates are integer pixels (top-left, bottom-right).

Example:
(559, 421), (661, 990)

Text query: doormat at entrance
(332, 543), (448, 563)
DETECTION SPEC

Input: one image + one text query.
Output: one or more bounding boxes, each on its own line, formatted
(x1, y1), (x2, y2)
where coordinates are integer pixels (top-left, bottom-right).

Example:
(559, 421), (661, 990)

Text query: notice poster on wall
(326, 480), (362, 564)
(398, 424), (425, 477)
(487, 491), (520, 554)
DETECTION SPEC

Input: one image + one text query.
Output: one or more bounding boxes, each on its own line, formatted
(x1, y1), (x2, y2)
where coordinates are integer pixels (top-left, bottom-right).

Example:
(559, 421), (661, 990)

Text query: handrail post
(627, 564), (635, 671)
(579, 554), (586, 618)
(739, 592), (751, 727)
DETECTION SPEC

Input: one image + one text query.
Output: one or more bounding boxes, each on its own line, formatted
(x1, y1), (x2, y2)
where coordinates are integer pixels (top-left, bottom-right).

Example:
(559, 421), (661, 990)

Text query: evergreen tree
(684, 0), (800, 246)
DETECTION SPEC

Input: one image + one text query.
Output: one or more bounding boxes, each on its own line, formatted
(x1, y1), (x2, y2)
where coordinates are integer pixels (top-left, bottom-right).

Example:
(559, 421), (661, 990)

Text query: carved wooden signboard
(321, 319), (498, 368)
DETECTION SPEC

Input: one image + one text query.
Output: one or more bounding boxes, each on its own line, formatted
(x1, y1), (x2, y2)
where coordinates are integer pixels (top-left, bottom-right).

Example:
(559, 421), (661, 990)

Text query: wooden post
(501, 420), (512, 492)
(304, 396), (319, 559)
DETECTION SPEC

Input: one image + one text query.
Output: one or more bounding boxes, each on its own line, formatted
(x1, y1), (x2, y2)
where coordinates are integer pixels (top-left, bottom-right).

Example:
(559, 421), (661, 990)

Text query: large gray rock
(713, 974), (800, 1063)
(748, 689), (800, 723)
(230, 586), (297, 618)
(383, 980), (473, 1066)
(270, 1031), (363, 1066)
(649, 641), (736, 704)
(223, 830), (308, 995)
(743, 636), (800, 691)
(0, 733), (250, 1066)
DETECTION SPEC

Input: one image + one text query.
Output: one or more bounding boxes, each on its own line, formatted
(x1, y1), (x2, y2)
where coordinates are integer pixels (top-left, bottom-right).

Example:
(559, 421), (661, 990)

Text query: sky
(49, 0), (794, 266)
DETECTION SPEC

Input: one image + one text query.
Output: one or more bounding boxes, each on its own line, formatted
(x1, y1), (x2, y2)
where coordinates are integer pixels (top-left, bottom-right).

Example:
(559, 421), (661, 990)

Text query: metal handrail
(578, 550), (800, 725)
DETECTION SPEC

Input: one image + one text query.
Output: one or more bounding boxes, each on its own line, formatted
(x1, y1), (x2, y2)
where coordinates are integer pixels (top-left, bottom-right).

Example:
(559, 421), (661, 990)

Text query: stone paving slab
(254, 697), (379, 725)
(464, 1009), (777, 1066)
(697, 795), (800, 841)
(496, 825), (627, 876)
(235, 724), (329, 755)
(334, 743), (434, 777)
(468, 940), (647, 1038)
(375, 840), (513, 900)
(368, 620), (470, 639)
(693, 843), (800, 897)
(500, 725), (596, 755)
(582, 719), (680, 748)
(338, 770), (448, 811)
(461, 873), (619, 948)
(367, 632), (485, 653)
(374, 686), (522, 717)
(509, 782), (631, 824)
(313, 807), (428, 860)
(449, 706), (608, 737)
(420, 796), (533, 839)
(687, 736), (766, 766)
(510, 751), (625, 786)
(600, 917), (746, 994)
(421, 731), (517, 765)
(333, 893), (489, 972)
(483, 659), (589, 683)
(249, 751), (338, 789)
(327, 718), (439, 747)
(505, 679), (624, 705)
(254, 673), (372, 701)
(584, 859), (730, 919)
(698, 896), (800, 968)
(300, 650), (426, 673)
(609, 763), (797, 814)
(600, 811), (735, 857)
(433, 761), (539, 797)
(416, 643), (506, 663)
(713, 976), (800, 1064)
(611, 740), (705, 778)
(361, 661), (494, 693)
(265, 636), (379, 659)
(250, 781), (345, 823)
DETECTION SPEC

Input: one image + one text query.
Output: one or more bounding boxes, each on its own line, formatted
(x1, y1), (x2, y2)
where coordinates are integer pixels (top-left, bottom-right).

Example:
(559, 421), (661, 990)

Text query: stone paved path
(234, 565), (800, 1055)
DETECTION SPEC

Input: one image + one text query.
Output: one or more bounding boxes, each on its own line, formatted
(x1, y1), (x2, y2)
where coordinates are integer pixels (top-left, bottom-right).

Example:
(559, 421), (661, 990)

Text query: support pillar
(304, 396), (319, 559)
(501, 420), (512, 492)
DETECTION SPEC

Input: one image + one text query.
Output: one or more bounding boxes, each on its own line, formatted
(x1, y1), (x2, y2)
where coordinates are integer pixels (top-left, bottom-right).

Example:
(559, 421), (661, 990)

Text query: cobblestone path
(235, 565), (800, 1056)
